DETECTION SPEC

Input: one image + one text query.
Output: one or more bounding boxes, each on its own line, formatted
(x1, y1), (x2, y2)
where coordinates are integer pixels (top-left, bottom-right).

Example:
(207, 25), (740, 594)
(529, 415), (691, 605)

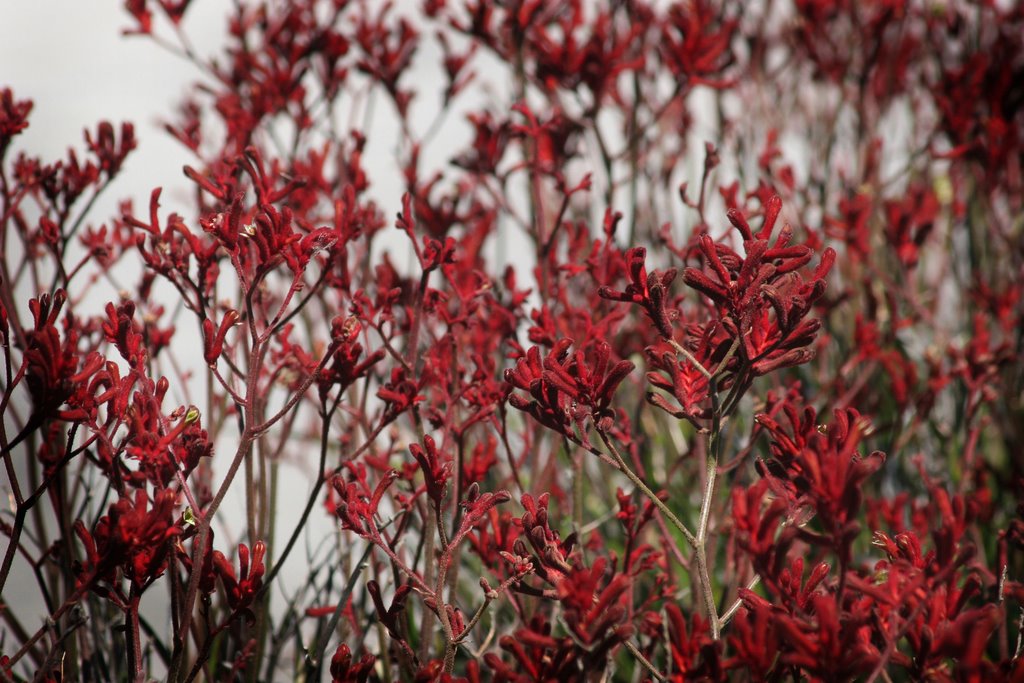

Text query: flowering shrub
(2, 1), (1023, 681)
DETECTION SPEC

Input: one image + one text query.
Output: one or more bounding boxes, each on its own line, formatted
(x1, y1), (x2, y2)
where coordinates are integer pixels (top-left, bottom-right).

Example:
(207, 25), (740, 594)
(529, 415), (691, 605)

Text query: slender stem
(667, 338), (712, 379)
(720, 574), (761, 627)
(597, 430), (696, 549)
(6, 584), (89, 669)
(251, 344), (336, 435)
(690, 340), (740, 640)
(694, 524), (720, 641)
(244, 439), (257, 544)
(614, 335), (741, 643)
(127, 587), (144, 683)
(623, 640), (666, 682)
(258, 406), (386, 593)
(436, 545), (457, 674)
(572, 443), (584, 534)
(420, 505), (439, 662)
(169, 331), (264, 680)
(454, 596), (492, 645)
(305, 542), (375, 680)
(494, 407), (525, 494)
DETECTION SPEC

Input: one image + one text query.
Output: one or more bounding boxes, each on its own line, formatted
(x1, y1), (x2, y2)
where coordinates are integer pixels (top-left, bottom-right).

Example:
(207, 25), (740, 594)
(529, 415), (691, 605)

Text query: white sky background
(0, 2), (229, 216)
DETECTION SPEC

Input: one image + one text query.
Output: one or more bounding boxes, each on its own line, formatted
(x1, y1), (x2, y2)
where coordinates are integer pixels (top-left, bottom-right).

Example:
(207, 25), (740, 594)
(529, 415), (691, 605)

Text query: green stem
(597, 431), (696, 549)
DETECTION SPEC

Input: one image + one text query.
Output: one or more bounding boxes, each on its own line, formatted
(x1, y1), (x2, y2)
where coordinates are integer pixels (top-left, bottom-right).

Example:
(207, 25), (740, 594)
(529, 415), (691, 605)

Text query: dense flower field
(1, 1), (1023, 681)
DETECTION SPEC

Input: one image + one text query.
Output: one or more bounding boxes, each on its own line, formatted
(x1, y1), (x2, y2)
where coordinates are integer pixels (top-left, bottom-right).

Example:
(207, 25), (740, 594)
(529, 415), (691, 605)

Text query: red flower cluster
(2, 1), (1022, 681)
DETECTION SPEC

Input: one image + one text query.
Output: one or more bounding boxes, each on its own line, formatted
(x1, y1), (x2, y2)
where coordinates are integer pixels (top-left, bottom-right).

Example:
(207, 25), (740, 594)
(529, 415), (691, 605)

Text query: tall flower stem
(597, 430), (696, 550)
(600, 337), (740, 640)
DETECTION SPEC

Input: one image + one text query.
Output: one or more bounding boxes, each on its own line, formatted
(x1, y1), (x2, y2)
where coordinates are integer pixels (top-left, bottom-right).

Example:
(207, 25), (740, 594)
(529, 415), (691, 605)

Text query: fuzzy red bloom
(75, 488), (181, 593)
(213, 541), (267, 612)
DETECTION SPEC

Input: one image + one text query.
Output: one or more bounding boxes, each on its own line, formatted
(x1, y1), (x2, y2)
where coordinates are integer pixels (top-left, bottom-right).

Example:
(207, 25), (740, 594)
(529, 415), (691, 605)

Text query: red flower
(330, 643), (375, 683)
(505, 338), (633, 444)
(76, 488), (181, 592)
(681, 197), (835, 373)
(213, 541), (267, 612)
